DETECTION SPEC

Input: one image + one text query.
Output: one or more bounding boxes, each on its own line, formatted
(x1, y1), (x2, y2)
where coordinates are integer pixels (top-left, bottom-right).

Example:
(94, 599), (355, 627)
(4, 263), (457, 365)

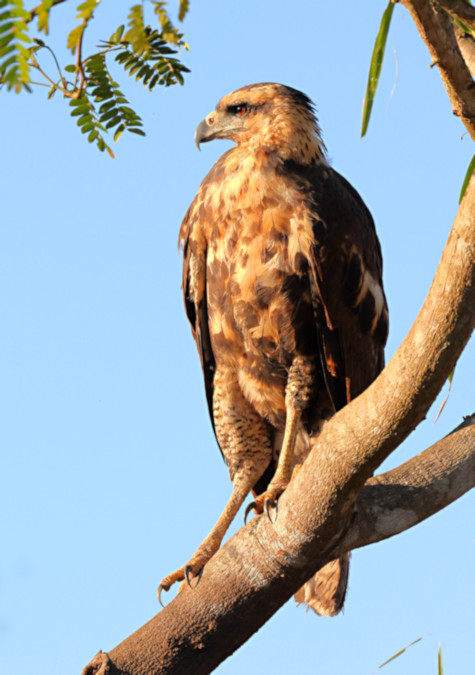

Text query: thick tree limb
(82, 174), (474, 674)
(82, 420), (475, 675)
(400, 0), (475, 140)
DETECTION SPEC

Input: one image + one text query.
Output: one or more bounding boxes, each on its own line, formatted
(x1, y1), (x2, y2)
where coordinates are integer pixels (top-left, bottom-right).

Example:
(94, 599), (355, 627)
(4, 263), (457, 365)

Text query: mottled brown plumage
(159, 83), (388, 615)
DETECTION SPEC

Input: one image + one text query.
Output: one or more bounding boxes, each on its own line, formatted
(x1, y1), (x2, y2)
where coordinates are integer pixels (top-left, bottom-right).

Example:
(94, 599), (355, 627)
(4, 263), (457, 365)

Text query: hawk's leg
(248, 355), (315, 518)
(158, 368), (273, 603)
(158, 478), (255, 602)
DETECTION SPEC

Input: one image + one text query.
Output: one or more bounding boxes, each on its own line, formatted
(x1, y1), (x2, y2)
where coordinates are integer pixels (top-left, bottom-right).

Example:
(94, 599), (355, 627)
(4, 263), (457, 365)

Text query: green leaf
(76, 0), (100, 22)
(99, 107), (119, 122)
(105, 116), (122, 129)
(128, 127), (145, 136)
(109, 24), (125, 44)
(70, 104), (92, 116)
(36, 0), (56, 34)
(377, 637), (423, 669)
(99, 99), (116, 113)
(438, 645), (443, 675)
(178, 0), (189, 22)
(76, 112), (92, 126)
(67, 24), (83, 54)
(454, 17), (472, 35)
(459, 154), (475, 203)
(80, 122), (94, 133)
(361, 1), (395, 137)
(124, 4), (149, 55)
(67, 0), (100, 54)
(113, 123), (125, 142)
(0, 20), (14, 35)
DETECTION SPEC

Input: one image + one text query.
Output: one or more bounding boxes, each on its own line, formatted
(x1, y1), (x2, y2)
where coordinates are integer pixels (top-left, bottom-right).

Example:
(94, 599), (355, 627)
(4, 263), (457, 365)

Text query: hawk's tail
(294, 553), (350, 616)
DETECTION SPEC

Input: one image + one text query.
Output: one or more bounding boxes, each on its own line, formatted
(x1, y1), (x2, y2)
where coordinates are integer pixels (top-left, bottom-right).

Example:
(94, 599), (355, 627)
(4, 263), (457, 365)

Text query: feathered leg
(158, 368), (273, 603)
(247, 355), (314, 516)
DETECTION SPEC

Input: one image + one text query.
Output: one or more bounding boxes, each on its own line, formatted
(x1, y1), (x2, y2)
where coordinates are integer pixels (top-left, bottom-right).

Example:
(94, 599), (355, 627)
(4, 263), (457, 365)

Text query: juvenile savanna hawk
(159, 83), (388, 615)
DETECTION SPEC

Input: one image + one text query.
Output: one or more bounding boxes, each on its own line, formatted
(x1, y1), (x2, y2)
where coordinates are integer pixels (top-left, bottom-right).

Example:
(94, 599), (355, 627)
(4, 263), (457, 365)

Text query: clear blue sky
(1, 1), (473, 673)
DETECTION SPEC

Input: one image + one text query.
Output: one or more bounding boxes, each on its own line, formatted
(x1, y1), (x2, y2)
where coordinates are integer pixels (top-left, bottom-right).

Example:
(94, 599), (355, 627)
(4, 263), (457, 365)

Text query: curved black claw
(244, 501), (257, 524)
(184, 564), (203, 588)
(157, 583), (169, 608)
(264, 498), (278, 523)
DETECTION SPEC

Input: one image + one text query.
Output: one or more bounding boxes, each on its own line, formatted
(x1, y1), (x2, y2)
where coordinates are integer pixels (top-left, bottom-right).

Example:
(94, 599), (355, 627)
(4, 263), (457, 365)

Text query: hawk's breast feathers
(180, 115), (388, 436)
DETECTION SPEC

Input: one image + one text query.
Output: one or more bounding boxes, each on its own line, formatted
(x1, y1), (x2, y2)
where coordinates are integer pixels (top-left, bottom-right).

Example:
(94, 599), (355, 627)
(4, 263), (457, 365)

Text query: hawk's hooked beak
(194, 112), (220, 150)
(194, 110), (243, 150)
(194, 118), (212, 150)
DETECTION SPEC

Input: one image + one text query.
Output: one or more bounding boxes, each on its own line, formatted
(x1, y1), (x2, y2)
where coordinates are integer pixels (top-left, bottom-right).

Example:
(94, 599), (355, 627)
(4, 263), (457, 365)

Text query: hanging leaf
(459, 154), (475, 203)
(377, 637), (423, 669)
(124, 4), (149, 55)
(36, 0), (55, 35)
(361, 1), (395, 137)
(67, 0), (100, 54)
(178, 0), (189, 22)
(434, 366), (456, 423)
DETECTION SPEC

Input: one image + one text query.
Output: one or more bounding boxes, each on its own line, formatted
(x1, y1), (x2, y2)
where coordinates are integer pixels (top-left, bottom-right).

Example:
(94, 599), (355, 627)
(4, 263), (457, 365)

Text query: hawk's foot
(244, 482), (287, 523)
(157, 546), (214, 606)
(244, 465), (302, 524)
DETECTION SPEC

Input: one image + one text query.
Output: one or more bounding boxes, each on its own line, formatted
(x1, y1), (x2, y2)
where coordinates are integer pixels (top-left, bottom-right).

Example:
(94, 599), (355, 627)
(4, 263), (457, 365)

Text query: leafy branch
(0, 0), (32, 92)
(0, 0), (190, 155)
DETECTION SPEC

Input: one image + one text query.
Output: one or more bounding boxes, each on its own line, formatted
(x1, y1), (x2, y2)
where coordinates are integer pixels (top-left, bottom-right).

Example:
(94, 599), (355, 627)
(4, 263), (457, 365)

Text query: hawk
(159, 83), (388, 615)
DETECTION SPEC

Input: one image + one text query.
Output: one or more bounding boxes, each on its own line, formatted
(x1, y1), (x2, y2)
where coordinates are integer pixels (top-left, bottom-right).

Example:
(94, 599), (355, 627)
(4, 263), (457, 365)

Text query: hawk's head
(194, 83), (326, 163)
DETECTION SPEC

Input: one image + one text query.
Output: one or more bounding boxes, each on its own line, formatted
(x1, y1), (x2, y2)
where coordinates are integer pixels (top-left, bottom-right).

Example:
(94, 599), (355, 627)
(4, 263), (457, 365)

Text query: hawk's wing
(284, 160), (388, 413)
(180, 206), (218, 441)
(286, 161), (388, 617)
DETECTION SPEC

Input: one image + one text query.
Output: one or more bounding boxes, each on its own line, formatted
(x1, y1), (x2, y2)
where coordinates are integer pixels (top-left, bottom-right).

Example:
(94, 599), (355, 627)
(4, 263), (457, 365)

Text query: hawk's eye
(228, 104), (248, 116)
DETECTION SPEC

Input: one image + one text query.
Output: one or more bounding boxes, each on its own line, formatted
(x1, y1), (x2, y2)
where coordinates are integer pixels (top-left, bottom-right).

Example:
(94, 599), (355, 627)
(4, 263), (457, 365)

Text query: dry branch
(342, 417), (475, 553)
(400, 0), (475, 140)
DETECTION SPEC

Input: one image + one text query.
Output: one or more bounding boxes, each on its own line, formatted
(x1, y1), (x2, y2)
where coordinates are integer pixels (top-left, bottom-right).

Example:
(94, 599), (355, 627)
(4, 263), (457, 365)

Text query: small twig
(400, 0), (475, 141)
(38, 42), (67, 88)
(74, 28), (87, 97)
(29, 55), (75, 98)
(25, 0), (68, 24)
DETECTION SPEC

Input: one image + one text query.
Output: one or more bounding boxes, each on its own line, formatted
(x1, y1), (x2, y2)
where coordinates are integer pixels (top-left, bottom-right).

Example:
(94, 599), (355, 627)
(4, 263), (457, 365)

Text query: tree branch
(400, 0), (475, 140)
(82, 174), (475, 674)
(27, 0), (68, 22)
(454, 24), (475, 78)
(82, 420), (475, 675)
(341, 416), (475, 553)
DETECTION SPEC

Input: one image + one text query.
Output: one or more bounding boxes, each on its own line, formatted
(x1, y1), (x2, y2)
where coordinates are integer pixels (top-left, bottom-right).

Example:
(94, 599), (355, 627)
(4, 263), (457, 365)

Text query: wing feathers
(281, 160), (388, 407)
